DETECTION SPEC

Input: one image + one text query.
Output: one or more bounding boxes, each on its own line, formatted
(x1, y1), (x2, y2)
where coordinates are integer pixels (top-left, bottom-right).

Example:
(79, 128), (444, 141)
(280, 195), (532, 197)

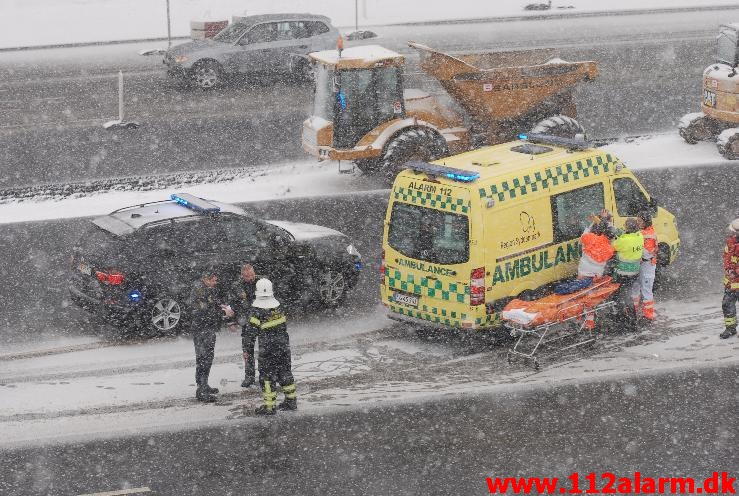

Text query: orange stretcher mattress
(500, 276), (620, 328)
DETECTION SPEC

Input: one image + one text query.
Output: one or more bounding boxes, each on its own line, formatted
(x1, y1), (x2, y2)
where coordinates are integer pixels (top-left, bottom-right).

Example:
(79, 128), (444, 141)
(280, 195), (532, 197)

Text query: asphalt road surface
(1, 363), (736, 495)
(0, 8), (737, 188)
(0, 164), (734, 346)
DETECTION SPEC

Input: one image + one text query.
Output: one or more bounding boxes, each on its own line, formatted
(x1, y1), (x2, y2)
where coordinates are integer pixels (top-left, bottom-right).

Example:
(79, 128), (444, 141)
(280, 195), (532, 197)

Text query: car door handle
(298, 45), (308, 49)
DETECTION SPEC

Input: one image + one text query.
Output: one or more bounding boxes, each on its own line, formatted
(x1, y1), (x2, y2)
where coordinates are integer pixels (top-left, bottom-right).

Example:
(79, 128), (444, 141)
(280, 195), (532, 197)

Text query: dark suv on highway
(69, 194), (362, 335)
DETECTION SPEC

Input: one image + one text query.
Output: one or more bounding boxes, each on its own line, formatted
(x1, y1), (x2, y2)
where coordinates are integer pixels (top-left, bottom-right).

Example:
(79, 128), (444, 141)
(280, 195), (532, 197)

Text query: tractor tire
(530, 115), (586, 139)
(378, 128), (448, 181)
(717, 128), (739, 160)
(678, 112), (719, 144)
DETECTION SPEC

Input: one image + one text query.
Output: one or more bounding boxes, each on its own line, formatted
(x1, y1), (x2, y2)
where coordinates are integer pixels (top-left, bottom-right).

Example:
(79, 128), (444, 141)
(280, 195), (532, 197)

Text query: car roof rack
(405, 160), (480, 182)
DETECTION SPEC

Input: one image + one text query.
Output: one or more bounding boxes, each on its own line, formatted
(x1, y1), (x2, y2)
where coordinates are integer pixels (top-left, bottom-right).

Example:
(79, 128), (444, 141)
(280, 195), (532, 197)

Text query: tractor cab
(716, 24), (739, 67)
(306, 45), (406, 152)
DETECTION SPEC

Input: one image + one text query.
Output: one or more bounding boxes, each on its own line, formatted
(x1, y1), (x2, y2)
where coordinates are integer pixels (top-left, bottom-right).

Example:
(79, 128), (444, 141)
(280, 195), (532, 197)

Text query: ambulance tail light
(380, 249), (386, 285)
(470, 267), (485, 306)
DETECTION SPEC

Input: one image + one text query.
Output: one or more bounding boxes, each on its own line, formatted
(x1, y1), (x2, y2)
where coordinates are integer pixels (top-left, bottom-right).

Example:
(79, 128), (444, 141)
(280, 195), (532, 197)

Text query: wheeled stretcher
(500, 276), (620, 369)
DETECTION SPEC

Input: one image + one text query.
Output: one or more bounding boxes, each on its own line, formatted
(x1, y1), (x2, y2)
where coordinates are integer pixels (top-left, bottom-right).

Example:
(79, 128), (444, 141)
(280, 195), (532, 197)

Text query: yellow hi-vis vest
(612, 231), (644, 275)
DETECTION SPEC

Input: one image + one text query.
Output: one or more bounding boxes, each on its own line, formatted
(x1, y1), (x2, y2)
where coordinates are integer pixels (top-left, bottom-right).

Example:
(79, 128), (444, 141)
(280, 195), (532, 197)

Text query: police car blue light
(170, 193), (221, 213)
(128, 290), (143, 302)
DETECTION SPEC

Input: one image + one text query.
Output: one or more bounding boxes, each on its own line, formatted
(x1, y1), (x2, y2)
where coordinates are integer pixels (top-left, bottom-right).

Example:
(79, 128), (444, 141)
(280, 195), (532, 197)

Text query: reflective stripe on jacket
(724, 235), (739, 290)
(248, 307), (288, 332)
(612, 231), (644, 275)
(641, 226), (658, 264)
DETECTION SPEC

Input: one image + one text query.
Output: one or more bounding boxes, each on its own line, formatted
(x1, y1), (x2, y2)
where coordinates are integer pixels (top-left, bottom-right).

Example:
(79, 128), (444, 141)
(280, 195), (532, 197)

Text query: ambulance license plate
(393, 291), (418, 308)
(703, 89), (716, 107)
(78, 262), (92, 275)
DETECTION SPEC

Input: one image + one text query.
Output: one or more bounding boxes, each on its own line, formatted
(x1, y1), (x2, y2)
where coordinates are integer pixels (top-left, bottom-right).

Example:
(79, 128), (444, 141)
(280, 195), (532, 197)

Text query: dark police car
(69, 193), (362, 335)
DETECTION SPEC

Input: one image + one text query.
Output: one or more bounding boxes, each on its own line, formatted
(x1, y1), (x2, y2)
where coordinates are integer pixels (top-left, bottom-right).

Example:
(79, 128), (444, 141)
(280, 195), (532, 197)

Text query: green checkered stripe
(387, 269), (469, 303)
(393, 187), (470, 213)
(478, 154), (617, 202)
(388, 304), (501, 328)
(389, 303), (467, 327)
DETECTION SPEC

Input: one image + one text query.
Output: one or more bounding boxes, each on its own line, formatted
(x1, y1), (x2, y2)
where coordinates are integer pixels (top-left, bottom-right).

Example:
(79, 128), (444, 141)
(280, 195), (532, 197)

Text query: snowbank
(0, 133), (730, 226)
(1, 0), (737, 50)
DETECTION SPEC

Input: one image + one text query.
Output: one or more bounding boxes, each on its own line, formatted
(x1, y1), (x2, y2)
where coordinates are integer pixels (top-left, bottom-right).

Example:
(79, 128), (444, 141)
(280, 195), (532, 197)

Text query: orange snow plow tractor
(679, 23), (739, 159)
(501, 276), (620, 369)
(302, 42), (598, 177)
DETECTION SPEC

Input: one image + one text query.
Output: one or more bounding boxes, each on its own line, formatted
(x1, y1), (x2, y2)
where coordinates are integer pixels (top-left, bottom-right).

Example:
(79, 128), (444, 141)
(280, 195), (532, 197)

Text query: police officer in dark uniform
(225, 263), (258, 387)
(188, 266), (227, 403)
(246, 278), (297, 415)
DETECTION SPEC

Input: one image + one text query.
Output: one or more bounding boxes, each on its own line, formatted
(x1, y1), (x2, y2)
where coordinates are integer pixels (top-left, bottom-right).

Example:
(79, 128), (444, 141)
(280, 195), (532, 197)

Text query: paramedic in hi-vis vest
(720, 218), (739, 339)
(631, 210), (658, 321)
(612, 218), (644, 332)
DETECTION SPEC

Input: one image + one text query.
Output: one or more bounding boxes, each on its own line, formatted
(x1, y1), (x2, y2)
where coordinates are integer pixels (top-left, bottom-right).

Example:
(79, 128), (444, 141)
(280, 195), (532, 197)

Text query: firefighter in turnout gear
(612, 218), (644, 332)
(226, 263), (258, 387)
(631, 210), (658, 321)
(188, 267), (228, 403)
(720, 218), (739, 339)
(247, 278), (297, 415)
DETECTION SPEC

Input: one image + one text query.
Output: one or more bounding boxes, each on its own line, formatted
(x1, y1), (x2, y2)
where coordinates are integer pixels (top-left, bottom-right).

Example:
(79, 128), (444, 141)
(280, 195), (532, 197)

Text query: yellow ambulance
(380, 134), (680, 331)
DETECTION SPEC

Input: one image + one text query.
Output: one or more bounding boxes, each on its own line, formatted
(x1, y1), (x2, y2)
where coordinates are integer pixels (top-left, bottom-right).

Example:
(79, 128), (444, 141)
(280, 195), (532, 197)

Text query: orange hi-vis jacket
(578, 231), (615, 276)
(724, 234), (739, 290)
(641, 226), (658, 265)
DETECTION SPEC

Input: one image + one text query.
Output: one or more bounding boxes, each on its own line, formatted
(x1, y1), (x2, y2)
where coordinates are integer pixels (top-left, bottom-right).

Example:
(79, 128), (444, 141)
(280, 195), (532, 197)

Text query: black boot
(255, 404), (276, 415)
(277, 397), (297, 411)
(720, 326), (737, 339)
(241, 375), (255, 388)
(196, 387), (216, 403)
(206, 385), (219, 394)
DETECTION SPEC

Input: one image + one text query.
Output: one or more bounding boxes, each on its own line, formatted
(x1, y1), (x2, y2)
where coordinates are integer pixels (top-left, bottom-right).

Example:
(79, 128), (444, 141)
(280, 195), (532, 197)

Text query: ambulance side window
(613, 178), (650, 217)
(551, 183), (605, 243)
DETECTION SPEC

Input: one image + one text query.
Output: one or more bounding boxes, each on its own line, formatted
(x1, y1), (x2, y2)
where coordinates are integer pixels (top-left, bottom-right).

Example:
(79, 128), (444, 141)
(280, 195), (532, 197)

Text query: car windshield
(213, 22), (251, 43)
(388, 202), (469, 265)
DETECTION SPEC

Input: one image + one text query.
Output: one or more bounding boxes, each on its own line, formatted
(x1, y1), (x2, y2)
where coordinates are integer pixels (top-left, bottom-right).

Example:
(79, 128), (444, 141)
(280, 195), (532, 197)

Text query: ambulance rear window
(388, 203), (469, 265)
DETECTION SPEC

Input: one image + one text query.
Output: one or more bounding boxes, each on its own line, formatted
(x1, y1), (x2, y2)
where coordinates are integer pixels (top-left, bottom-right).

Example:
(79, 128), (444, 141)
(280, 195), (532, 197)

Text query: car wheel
(191, 60), (222, 90)
(317, 268), (347, 307)
(149, 296), (184, 334)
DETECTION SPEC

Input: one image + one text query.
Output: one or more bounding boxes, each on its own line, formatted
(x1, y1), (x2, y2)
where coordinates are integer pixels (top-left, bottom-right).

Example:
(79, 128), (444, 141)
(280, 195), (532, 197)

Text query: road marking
(77, 487), (152, 496)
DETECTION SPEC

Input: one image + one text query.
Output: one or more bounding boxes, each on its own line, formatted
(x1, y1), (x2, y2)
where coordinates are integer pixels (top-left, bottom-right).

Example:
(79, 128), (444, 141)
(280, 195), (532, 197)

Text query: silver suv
(164, 13), (338, 89)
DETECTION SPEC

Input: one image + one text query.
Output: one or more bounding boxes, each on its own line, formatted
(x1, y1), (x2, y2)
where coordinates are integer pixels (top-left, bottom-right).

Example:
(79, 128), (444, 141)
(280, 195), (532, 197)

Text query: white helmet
(253, 278), (280, 309)
(730, 218), (739, 233)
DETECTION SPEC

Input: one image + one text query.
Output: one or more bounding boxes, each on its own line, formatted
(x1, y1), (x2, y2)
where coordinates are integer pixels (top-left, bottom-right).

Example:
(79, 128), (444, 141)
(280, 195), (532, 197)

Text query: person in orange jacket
(578, 210), (616, 280)
(631, 210), (658, 321)
(720, 218), (739, 339)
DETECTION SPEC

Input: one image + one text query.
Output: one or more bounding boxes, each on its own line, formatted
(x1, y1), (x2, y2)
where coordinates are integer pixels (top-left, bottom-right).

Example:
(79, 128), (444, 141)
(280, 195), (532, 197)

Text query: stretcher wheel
(533, 358), (540, 370)
(506, 351), (513, 364)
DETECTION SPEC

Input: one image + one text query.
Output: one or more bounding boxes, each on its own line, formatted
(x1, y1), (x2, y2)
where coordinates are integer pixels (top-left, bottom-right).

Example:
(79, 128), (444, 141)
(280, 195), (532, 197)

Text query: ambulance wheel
(717, 128), (739, 160)
(678, 112), (718, 144)
(530, 115), (586, 139)
(379, 128), (448, 181)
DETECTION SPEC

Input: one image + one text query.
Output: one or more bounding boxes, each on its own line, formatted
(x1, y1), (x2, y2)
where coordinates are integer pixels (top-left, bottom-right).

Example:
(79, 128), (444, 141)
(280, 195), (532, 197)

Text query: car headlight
(346, 244), (361, 258)
(174, 55), (189, 63)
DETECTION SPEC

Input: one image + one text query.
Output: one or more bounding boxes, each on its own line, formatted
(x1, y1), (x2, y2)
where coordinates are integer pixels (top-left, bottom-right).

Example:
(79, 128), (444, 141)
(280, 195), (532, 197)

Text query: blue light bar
(405, 161), (480, 183)
(128, 290), (143, 302)
(518, 132), (590, 150)
(170, 193), (220, 213)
